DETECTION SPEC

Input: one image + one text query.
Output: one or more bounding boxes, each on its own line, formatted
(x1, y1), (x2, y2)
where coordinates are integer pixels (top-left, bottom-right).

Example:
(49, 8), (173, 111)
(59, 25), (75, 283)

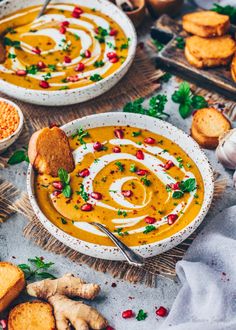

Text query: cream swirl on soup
(0, 4), (129, 90)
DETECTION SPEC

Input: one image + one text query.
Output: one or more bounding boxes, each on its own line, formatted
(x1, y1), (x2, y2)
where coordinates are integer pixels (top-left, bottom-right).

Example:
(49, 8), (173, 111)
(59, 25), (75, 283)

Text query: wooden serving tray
(151, 15), (236, 100)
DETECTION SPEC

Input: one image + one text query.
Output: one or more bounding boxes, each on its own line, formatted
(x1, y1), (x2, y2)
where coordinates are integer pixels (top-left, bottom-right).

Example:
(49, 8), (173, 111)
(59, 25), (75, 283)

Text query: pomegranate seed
(144, 137), (156, 144)
(94, 27), (99, 34)
(52, 181), (63, 190)
(106, 327), (115, 330)
(60, 21), (70, 27)
(107, 52), (117, 60)
(114, 129), (124, 139)
(37, 61), (46, 69)
(93, 141), (103, 151)
(0, 319), (7, 329)
(32, 47), (41, 55)
(156, 306), (168, 317)
(167, 214), (178, 225)
(79, 168), (90, 177)
(170, 182), (180, 190)
(39, 80), (50, 88)
(72, 6), (83, 18)
(75, 62), (85, 72)
(122, 190), (133, 197)
(136, 169), (149, 176)
(64, 56), (72, 63)
(67, 75), (79, 82)
(52, 190), (61, 197)
(145, 216), (156, 224)
(81, 203), (93, 211)
(136, 150), (144, 160)
(84, 50), (91, 58)
(109, 28), (118, 36)
(109, 56), (119, 63)
(59, 26), (67, 34)
(164, 160), (174, 170)
(122, 310), (134, 319)
(113, 146), (121, 153)
(91, 192), (102, 200)
(16, 70), (27, 76)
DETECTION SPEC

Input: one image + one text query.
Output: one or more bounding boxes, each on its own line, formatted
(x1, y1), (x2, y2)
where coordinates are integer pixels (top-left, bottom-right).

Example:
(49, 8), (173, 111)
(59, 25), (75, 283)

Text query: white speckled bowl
(0, 0), (137, 106)
(27, 113), (214, 261)
(0, 97), (24, 154)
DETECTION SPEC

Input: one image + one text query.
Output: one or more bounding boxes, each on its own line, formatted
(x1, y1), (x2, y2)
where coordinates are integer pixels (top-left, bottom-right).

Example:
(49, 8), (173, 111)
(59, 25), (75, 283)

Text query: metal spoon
(0, 0), (52, 64)
(91, 222), (144, 267)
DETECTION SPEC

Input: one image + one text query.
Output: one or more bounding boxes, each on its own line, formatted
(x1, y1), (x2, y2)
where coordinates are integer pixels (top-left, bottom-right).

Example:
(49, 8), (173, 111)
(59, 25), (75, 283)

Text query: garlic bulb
(216, 128), (236, 170)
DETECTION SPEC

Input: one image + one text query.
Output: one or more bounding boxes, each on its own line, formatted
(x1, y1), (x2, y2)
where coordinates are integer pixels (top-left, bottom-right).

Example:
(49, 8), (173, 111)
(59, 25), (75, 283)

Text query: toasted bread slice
(191, 108), (231, 149)
(0, 262), (25, 313)
(231, 54), (236, 82)
(28, 126), (75, 177)
(185, 35), (236, 68)
(8, 301), (56, 330)
(183, 11), (230, 37)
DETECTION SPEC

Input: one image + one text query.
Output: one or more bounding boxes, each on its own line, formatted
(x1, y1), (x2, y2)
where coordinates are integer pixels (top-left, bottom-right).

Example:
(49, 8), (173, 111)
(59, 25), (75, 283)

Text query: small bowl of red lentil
(0, 97), (24, 153)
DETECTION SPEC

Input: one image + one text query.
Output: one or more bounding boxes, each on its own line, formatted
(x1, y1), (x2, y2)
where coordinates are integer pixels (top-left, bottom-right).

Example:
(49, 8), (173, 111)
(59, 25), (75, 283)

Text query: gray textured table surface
(1, 7), (236, 330)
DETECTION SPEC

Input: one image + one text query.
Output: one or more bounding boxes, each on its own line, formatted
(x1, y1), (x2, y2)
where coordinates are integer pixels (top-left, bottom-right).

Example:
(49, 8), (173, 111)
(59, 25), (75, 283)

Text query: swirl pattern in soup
(35, 126), (204, 247)
(0, 4), (129, 90)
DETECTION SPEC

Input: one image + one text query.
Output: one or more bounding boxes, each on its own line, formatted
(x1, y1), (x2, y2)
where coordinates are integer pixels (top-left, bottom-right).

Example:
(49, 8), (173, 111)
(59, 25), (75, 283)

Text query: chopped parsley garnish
(130, 164), (137, 173)
(117, 209), (127, 217)
(143, 225), (156, 234)
(26, 65), (38, 75)
(115, 228), (129, 236)
(42, 72), (52, 81)
(74, 33), (80, 40)
(132, 131), (141, 137)
(115, 161), (124, 172)
(59, 86), (69, 90)
(8, 53), (16, 59)
(212, 3), (236, 24)
(18, 257), (55, 280)
(95, 26), (108, 43)
(152, 38), (164, 51)
(136, 309), (148, 321)
(72, 127), (90, 148)
(141, 175), (151, 187)
(172, 191), (184, 199)
(5, 27), (17, 34)
(76, 184), (89, 202)
(3, 37), (21, 49)
(94, 60), (105, 68)
(175, 37), (185, 49)
(90, 74), (103, 82)
(179, 178), (196, 192)
(176, 156), (183, 168)
(58, 168), (72, 198)
(74, 205), (79, 210)
(120, 38), (130, 50)
(161, 72), (172, 83)
(48, 64), (57, 71)
(61, 217), (67, 224)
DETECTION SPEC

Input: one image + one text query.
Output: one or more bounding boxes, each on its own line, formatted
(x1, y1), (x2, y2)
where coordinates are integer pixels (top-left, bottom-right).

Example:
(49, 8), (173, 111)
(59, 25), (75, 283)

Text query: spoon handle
(37, 0), (52, 19)
(91, 222), (144, 267)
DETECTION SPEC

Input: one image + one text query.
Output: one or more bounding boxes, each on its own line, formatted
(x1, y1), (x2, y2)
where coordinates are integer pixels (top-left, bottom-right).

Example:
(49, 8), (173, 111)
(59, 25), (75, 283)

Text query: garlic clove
(233, 170), (236, 188)
(216, 129), (236, 170)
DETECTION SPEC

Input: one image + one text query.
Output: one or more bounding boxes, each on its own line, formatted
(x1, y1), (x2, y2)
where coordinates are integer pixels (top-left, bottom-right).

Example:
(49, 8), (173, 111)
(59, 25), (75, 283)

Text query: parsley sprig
(172, 82), (208, 118)
(58, 168), (72, 198)
(136, 309), (148, 321)
(72, 127), (90, 149)
(8, 148), (29, 165)
(76, 183), (89, 202)
(124, 94), (169, 120)
(212, 3), (236, 24)
(18, 257), (56, 280)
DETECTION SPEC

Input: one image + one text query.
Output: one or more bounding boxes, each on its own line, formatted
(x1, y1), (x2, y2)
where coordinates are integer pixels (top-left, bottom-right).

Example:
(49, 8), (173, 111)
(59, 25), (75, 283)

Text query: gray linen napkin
(160, 206), (236, 330)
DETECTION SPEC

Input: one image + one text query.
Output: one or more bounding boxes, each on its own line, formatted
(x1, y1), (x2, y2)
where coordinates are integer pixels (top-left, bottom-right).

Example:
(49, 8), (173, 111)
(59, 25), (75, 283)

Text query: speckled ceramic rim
(27, 113), (214, 260)
(0, 97), (24, 153)
(0, 0), (137, 106)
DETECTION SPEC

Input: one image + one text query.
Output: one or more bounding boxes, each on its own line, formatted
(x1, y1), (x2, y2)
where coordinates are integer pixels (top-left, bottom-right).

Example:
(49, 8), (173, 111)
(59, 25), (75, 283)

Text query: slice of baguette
(185, 35), (236, 68)
(191, 108), (231, 149)
(0, 262), (25, 313)
(28, 126), (75, 177)
(183, 11), (230, 37)
(231, 54), (236, 82)
(8, 301), (56, 330)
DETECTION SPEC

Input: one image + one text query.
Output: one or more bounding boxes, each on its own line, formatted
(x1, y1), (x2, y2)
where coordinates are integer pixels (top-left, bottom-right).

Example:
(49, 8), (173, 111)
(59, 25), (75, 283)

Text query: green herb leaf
(172, 190), (184, 199)
(3, 37), (21, 49)
(123, 98), (145, 114)
(143, 225), (156, 234)
(8, 53), (17, 59)
(48, 64), (57, 71)
(130, 164), (137, 172)
(175, 37), (185, 49)
(147, 94), (169, 119)
(136, 309), (148, 321)
(94, 60), (105, 68)
(61, 217), (67, 224)
(212, 3), (236, 24)
(161, 72), (172, 83)
(76, 184), (89, 202)
(191, 95), (208, 110)
(8, 150), (29, 165)
(132, 131), (141, 137)
(62, 185), (72, 198)
(152, 38), (164, 51)
(19, 257), (55, 280)
(94, 26), (108, 43)
(36, 272), (56, 279)
(115, 161), (124, 172)
(141, 175), (151, 187)
(90, 74), (103, 82)
(26, 64), (38, 75)
(58, 168), (70, 184)
(179, 178), (196, 192)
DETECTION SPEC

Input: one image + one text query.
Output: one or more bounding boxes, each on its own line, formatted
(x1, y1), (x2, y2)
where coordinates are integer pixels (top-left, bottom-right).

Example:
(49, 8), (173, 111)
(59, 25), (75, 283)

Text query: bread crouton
(28, 126), (75, 177)
(183, 11), (230, 37)
(191, 108), (231, 149)
(8, 301), (56, 330)
(231, 54), (236, 82)
(0, 262), (25, 313)
(185, 35), (236, 68)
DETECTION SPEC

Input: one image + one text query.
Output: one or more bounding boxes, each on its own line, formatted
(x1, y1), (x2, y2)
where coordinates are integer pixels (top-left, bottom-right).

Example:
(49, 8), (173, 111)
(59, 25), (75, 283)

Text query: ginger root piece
(27, 273), (108, 330)
(191, 108), (231, 149)
(0, 262), (25, 313)
(28, 126), (75, 177)
(8, 301), (56, 330)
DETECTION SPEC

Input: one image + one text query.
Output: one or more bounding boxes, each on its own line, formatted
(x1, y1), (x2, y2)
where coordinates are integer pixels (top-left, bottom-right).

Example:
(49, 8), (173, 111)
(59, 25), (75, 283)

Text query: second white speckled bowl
(0, 0), (137, 106)
(27, 113), (214, 261)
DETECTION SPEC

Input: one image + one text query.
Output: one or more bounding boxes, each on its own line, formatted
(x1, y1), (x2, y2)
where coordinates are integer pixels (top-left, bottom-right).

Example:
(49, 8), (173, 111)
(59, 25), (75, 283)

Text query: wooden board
(151, 15), (236, 101)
